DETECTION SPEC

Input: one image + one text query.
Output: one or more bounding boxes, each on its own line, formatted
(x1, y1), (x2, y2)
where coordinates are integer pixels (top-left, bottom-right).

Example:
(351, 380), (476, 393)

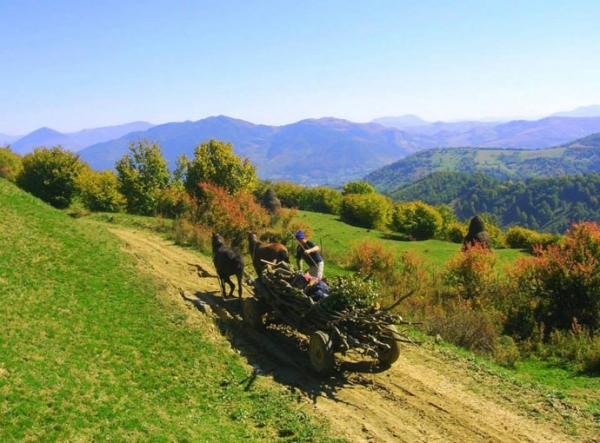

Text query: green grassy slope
(366, 143), (600, 193)
(0, 179), (337, 442)
(296, 210), (524, 275)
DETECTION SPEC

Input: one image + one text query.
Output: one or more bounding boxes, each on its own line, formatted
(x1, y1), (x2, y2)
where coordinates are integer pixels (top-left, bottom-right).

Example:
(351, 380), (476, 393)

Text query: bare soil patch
(110, 227), (598, 443)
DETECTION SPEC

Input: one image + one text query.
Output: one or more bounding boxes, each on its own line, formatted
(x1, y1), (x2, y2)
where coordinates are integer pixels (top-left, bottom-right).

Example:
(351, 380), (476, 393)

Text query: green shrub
(426, 301), (499, 352)
(170, 218), (212, 253)
(76, 168), (125, 213)
(156, 188), (193, 219)
(347, 240), (428, 309)
(323, 275), (379, 311)
(493, 335), (520, 368)
(16, 146), (86, 209)
(340, 193), (392, 229)
(442, 243), (503, 306)
(389, 201), (443, 240)
(505, 226), (540, 249)
(445, 222), (467, 243)
(538, 328), (600, 374)
(0, 145), (22, 181)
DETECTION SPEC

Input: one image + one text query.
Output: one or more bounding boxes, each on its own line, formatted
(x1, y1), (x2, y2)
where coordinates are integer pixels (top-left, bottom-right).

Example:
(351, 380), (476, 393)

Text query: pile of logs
(251, 262), (417, 357)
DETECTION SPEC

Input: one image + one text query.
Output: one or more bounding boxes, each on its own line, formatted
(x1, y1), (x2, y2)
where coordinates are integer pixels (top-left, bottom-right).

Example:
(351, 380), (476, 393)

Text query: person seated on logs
(291, 272), (330, 301)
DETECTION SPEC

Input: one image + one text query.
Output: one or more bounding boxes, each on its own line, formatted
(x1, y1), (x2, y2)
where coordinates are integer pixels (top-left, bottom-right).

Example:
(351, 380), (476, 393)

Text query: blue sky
(2, 0), (599, 135)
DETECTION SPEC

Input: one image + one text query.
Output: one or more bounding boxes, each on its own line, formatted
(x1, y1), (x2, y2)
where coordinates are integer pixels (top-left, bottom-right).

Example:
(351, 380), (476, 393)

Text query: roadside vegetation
(2, 138), (600, 435)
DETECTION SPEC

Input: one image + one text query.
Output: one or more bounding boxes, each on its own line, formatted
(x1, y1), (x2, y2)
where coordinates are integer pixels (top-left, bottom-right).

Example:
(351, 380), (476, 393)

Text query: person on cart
(291, 271), (330, 301)
(294, 230), (324, 278)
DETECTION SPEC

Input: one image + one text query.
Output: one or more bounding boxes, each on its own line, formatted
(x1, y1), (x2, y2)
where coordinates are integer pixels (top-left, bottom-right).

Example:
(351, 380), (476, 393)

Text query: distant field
(295, 210), (525, 276)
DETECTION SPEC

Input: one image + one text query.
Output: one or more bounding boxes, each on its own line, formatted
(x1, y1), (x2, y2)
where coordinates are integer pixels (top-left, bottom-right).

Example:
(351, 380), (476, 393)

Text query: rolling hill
(365, 133), (600, 193)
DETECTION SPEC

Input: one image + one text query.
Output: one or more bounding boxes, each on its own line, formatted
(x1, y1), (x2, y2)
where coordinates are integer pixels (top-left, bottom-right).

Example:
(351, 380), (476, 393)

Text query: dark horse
(247, 232), (290, 276)
(212, 233), (244, 299)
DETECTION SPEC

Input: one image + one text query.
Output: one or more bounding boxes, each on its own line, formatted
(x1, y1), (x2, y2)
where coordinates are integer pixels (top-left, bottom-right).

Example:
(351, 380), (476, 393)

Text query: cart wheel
(242, 298), (264, 329)
(378, 326), (401, 366)
(309, 331), (335, 374)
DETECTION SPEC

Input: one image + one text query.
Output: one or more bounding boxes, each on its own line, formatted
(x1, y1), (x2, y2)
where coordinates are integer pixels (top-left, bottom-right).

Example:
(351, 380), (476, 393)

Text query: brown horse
(247, 232), (290, 276)
(212, 233), (244, 299)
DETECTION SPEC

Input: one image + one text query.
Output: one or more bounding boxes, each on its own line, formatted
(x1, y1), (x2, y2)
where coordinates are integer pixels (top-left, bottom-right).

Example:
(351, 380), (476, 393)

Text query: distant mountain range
(0, 133), (21, 145)
(551, 104), (600, 118)
(78, 116), (427, 186)
(4, 105), (600, 186)
(77, 114), (600, 185)
(8, 122), (154, 155)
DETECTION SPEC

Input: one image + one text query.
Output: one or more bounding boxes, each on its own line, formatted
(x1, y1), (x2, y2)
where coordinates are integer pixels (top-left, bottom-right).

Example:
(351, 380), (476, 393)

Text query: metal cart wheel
(378, 325), (401, 366)
(309, 330), (335, 374)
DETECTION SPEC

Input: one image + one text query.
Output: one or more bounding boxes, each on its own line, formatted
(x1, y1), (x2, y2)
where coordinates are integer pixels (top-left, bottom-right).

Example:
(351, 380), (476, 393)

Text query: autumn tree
(510, 222), (600, 335)
(185, 139), (258, 199)
(16, 146), (85, 209)
(193, 182), (270, 246)
(115, 139), (170, 215)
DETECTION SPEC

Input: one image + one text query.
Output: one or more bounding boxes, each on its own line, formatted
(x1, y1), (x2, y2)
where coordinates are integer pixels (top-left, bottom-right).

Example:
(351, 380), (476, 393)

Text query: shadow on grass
(380, 232), (415, 242)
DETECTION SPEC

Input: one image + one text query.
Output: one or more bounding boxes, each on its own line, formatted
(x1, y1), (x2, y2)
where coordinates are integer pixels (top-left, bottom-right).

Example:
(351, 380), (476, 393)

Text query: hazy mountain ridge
(7, 105), (600, 185)
(78, 116), (425, 184)
(77, 113), (600, 185)
(551, 104), (600, 118)
(376, 116), (600, 149)
(9, 122), (154, 155)
(0, 133), (22, 145)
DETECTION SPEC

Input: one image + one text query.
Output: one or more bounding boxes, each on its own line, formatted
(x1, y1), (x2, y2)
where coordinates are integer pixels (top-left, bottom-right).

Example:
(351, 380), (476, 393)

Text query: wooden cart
(243, 263), (414, 374)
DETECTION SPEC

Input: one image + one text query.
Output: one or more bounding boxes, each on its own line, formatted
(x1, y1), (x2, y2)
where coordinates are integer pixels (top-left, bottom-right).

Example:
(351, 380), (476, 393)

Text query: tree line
(390, 171), (600, 233)
(1, 140), (589, 246)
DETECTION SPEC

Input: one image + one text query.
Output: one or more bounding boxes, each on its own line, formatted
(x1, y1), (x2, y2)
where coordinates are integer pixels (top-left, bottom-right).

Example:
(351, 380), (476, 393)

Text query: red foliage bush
(193, 182), (270, 247)
(510, 222), (600, 336)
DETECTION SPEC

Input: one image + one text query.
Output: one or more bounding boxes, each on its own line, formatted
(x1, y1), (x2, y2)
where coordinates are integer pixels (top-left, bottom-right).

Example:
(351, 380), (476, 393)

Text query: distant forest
(390, 171), (600, 233)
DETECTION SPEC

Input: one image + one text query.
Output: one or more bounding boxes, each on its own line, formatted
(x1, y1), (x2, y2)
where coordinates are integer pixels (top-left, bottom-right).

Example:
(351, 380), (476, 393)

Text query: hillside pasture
(294, 210), (525, 276)
(0, 179), (336, 442)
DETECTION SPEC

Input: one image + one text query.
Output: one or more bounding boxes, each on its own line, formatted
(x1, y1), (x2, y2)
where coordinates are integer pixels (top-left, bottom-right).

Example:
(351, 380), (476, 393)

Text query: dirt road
(110, 227), (597, 443)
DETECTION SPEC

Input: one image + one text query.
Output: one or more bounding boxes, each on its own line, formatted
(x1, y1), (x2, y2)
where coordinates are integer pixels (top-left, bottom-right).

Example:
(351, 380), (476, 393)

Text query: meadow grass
(295, 210), (525, 275)
(0, 180), (339, 442)
(515, 359), (600, 415)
